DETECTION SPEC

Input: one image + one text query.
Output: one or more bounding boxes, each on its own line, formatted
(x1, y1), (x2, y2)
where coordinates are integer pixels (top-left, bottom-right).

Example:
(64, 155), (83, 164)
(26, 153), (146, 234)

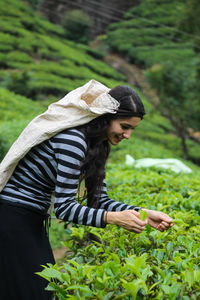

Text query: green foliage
(0, 2), (199, 298)
(139, 210), (148, 221)
(0, 32), (16, 53)
(42, 164), (200, 299)
(0, 0), (124, 99)
(49, 219), (66, 250)
(0, 88), (44, 159)
(178, 0), (200, 36)
(145, 62), (199, 158)
(61, 9), (93, 44)
(128, 44), (194, 68)
(0, 88), (43, 122)
(177, 0), (200, 87)
(0, 120), (30, 161)
(106, 0), (194, 69)
(26, 0), (44, 10)
(0, 70), (31, 96)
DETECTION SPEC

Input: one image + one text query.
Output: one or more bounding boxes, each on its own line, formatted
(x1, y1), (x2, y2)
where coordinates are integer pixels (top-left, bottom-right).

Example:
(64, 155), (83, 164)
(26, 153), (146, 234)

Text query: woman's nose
(123, 130), (132, 139)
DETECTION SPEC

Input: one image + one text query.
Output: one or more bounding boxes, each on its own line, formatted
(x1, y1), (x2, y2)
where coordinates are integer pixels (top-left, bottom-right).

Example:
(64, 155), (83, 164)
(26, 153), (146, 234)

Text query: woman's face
(106, 116), (141, 145)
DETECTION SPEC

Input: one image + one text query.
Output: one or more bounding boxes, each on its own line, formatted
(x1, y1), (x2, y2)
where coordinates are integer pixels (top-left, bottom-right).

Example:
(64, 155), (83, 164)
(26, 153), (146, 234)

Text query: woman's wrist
(104, 211), (120, 225)
(104, 211), (108, 224)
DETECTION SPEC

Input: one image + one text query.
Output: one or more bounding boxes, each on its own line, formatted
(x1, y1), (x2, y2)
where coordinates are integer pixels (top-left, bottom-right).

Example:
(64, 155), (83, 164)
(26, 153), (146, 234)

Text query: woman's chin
(109, 138), (120, 145)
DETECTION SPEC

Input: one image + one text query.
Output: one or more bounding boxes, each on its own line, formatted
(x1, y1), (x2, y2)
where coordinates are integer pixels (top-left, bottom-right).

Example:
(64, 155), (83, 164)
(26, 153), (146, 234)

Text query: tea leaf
(139, 210), (148, 221)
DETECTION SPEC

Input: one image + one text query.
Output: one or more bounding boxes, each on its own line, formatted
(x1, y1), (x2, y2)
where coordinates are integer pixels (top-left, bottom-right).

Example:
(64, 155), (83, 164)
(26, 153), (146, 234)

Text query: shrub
(0, 0), (126, 100)
(0, 88), (43, 122)
(6, 50), (34, 64)
(106, 0), (193, 70)
(40, 163), (200, 299)
(0, 32), (16, 51)
(61, 9), (93, 44)
(0, 135), (8, 161)
(0, 87), (44, 159)
(26, 0), (44, 10)
(0, 70), (31, 96)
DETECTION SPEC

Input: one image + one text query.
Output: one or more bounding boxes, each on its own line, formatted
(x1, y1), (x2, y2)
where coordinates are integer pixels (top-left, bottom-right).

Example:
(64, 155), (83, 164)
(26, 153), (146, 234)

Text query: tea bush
(0, 0), (125, 100)
(42, 164), (200, 299)
(0, 88), (43, 122)
(62, 9), (93, 44)
(106, 0), (194, 69)
(0, 88), (44, 159)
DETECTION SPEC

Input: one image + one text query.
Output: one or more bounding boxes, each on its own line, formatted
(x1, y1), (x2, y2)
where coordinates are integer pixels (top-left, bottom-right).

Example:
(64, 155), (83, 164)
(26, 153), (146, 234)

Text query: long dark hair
(78, 85), (145, 208)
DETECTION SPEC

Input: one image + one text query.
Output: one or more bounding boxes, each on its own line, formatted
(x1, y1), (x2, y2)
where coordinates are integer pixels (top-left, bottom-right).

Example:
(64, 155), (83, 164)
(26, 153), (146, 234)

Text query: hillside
(0, 0), (124, 159)
(106, 0), (195, 69)
(0, 0), (199, 165)
(0, 0), (126, 102)
(0, 2), (200, 298)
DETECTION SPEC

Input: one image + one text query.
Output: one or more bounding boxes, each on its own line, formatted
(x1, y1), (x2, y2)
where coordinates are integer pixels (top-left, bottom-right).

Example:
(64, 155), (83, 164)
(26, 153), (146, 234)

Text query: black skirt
(0, 203), (55, 300)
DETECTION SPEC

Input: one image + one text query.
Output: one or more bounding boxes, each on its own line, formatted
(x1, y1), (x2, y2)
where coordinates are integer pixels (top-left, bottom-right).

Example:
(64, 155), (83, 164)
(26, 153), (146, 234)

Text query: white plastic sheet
(125, 154), (192, 173)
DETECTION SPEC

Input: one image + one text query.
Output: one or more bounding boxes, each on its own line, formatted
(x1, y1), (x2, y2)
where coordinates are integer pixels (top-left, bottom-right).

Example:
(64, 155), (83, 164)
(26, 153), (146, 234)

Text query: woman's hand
(142, 209), (174, 232)
(106, 210), (147, 233)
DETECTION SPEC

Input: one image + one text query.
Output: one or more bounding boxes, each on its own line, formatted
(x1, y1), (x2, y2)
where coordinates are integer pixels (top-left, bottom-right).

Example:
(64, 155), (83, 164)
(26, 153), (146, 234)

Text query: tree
(178, 0), (200, 51)
(178, 0), (200, 81)
(27, 0), (44, 10)
(145, 62), (199, 159)
(61, 10), (93, 44)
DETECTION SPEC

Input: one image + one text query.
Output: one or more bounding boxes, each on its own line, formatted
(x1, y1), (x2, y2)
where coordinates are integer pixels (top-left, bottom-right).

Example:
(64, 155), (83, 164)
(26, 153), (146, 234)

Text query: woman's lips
(115, 135), (123, 142)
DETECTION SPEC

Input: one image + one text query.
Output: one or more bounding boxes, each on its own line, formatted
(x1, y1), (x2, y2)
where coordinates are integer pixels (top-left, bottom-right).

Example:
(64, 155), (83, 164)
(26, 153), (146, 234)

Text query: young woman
(0, 82), (173, 300)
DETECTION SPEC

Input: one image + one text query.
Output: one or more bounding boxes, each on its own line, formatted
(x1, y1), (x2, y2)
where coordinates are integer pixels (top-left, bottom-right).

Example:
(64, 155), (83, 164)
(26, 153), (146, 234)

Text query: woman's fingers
(106, 209), (174, 233)
(144, 209), (173, 223)
(161, 221), (170, 227)
(115, 210), (147, 233)
(129, 213), (147, 230)
(125, 225), (146, 233)
(157, 220), (174, 231)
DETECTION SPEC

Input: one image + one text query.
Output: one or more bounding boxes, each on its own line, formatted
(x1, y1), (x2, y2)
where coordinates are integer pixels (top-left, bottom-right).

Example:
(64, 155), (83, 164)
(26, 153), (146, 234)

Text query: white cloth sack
(0, 79), (119, 192)
(125, 154), (192, 173)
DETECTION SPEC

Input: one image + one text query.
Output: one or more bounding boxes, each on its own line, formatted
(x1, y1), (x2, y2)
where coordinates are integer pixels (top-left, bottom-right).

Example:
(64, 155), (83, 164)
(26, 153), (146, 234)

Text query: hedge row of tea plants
(0, 88), (45, 160)
(106, 0), (195, 69)
(0, 0), (125, 100)
(42, 162), (200, 299)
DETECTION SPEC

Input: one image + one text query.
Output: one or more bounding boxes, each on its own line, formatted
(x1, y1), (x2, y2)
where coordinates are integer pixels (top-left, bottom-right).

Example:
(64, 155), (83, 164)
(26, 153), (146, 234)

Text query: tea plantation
(42, 162), (200, 299)
(0, 0), (200, 299)
(106, 0), (195, 69)
(0, 0), (125, 159)
(0, 0), (125, 101)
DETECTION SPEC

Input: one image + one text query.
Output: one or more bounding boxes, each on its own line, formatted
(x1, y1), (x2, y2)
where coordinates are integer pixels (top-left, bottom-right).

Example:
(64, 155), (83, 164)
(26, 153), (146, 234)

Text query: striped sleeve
(51, 129), (106, 228)
(98, 178), (141, 212)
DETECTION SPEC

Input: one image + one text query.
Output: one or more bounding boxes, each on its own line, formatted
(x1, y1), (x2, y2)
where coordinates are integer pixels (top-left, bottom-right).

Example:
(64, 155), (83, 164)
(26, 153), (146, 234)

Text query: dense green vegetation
(61, 9), (93, 44)
(106, 0), (195, 69)
(0, 0), (200, 299)
(0, 88), (45, 160)
(0, 0), (199, 162)
(0, 0), (125, 101)
(106, 0), (200, 160)
(43, 163), (200, 299)
(145, 62), (199, 159)
(0, 0), (125, 159)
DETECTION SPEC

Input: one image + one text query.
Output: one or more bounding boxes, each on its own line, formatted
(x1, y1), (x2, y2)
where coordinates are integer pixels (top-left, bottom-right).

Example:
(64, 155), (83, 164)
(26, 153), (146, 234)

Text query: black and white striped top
(0, 129), (140, 228)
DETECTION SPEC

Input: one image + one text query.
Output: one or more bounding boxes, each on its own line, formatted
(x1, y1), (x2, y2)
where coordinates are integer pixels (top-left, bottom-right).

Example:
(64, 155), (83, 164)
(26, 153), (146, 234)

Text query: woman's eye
(121, 125), (129, 130)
